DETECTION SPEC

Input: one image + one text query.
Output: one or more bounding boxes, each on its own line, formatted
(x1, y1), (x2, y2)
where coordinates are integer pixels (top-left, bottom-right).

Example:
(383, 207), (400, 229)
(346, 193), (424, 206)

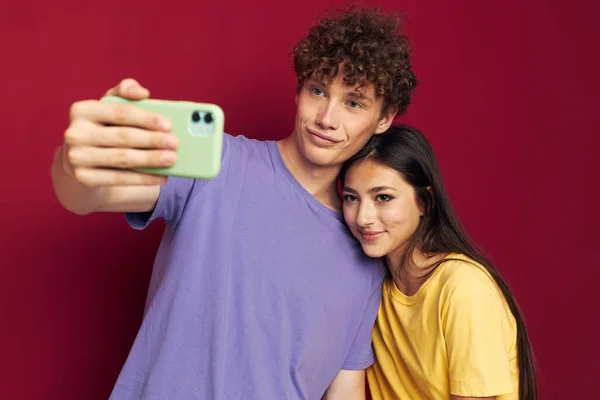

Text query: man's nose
(315, 101), (340, 130)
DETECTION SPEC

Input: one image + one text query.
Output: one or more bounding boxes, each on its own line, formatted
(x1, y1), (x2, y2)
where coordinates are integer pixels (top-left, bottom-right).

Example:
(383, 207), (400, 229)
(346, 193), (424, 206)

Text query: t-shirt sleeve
(442, 269), (515, 397)
(341, 282), (383, 370)
(125, 176), (197, 229)
(126, 134), (232, 229)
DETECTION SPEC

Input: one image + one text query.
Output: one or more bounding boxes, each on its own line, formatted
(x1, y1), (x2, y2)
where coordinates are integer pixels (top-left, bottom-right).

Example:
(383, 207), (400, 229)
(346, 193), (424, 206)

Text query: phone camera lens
(204, 113), (213, 124)
(192, 111), (201, 122)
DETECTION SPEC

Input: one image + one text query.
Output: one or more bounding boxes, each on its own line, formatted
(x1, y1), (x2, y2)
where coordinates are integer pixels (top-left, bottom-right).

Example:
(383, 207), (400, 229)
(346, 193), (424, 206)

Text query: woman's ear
(427, 186), (436, 213)
(419, 187), (435, 216)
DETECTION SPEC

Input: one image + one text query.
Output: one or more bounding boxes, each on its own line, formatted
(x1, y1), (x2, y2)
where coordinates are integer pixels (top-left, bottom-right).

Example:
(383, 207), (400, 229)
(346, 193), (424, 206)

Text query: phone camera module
(192, 111), (201, 122)
(204, 113), (213, 124)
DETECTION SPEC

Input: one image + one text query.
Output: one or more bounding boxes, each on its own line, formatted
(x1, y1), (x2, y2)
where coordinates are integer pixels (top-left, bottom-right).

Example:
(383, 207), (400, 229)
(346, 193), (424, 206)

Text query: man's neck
(277, 136), (342, 212)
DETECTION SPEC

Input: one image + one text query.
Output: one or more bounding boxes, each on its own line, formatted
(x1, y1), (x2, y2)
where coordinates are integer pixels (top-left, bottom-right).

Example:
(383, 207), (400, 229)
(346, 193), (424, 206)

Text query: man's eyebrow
(307, 76), (326, 85)
(306, 77), (375, 104)
(347, 91), (374, 104)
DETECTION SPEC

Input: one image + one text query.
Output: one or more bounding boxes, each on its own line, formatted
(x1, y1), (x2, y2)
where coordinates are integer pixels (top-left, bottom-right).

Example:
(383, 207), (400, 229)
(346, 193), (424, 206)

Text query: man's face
(293, 73), (396, 168)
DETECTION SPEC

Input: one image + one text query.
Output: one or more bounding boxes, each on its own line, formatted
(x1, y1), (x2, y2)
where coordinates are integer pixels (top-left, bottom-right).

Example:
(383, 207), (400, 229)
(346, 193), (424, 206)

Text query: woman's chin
(362, 245), (388, 259)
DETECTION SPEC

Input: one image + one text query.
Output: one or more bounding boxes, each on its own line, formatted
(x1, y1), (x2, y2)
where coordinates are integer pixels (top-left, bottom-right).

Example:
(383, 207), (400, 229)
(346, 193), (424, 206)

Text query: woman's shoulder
(436, 253), (517, 342)
(437, 254), (502, 298)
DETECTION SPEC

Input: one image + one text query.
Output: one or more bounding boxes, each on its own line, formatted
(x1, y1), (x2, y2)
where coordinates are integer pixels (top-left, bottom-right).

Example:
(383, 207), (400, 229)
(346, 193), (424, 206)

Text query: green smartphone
(100, 96), (224, 180)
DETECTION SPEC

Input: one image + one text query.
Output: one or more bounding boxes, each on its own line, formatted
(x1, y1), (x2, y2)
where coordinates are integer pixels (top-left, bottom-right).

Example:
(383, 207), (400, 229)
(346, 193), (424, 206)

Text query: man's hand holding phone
(61, 78), (179, 188)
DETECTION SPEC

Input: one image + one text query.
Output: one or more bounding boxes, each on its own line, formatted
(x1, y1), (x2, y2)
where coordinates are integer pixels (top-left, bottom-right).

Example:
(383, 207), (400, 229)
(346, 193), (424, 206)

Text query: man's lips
(308, 129), (340, 143)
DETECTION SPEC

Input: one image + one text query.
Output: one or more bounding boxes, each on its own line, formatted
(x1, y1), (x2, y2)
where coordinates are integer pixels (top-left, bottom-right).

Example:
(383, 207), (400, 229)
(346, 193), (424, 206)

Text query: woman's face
(342, 159), (424, 259)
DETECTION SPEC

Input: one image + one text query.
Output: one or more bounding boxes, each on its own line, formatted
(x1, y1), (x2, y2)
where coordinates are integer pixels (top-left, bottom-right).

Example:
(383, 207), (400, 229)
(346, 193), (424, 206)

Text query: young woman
(340, 125), (537, 400)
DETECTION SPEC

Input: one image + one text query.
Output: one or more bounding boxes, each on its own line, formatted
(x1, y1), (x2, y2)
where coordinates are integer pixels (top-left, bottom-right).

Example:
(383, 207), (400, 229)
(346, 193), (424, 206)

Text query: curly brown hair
(292, 6), (417, 116)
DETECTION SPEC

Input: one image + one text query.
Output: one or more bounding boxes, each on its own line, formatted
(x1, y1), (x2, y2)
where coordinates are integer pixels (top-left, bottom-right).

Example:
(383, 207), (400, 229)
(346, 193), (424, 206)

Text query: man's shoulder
(222, 133), (276, 170)
(224, 133), (269, 155)
(334, 244), (388, 293)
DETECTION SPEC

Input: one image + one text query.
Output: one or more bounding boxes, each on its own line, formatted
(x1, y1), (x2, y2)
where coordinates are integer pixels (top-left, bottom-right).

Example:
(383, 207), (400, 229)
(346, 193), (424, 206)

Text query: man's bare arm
(51, 78), (179, 215)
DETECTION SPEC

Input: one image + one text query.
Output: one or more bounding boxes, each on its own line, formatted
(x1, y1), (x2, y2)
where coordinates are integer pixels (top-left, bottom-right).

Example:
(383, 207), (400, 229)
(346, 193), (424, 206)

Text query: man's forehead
(308, 74), (376, 99)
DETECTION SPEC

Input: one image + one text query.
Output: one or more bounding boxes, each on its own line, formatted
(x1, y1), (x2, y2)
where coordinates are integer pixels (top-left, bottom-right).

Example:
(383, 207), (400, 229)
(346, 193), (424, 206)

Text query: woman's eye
(343, 194), (358, 202)
(377, 194), (392, 202)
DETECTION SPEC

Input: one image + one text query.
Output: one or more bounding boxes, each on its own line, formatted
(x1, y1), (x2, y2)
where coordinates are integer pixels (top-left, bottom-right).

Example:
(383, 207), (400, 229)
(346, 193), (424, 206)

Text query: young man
(52, 7), (417, 400)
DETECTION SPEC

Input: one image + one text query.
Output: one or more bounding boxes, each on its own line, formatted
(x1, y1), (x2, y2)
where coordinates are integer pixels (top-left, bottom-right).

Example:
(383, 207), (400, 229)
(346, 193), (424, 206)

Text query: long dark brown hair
(340, 124), (537, 400)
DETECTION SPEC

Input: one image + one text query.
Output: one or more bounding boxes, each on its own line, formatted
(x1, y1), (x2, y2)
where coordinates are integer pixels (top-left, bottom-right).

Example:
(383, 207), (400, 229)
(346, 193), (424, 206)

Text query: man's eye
(312, 88), (324, 96)
(348, 100), (361, 108)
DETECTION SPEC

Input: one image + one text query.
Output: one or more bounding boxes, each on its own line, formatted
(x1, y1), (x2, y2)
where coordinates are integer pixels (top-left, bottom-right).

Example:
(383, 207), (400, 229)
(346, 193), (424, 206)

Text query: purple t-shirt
(110, 133), (387, 399)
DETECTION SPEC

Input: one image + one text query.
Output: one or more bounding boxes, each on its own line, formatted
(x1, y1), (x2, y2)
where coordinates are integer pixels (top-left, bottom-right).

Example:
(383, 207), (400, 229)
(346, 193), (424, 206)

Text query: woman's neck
(385, 248), (447, 296)
(277, 135), (342, 212)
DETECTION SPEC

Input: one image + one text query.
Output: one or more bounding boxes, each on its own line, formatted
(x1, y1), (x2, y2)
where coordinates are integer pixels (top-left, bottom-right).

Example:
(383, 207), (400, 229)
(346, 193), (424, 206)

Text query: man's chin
(302, 147), (343, 168)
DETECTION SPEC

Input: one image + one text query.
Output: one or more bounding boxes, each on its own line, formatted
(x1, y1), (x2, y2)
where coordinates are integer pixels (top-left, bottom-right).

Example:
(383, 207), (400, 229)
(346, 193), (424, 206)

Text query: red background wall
(1, 0), (598, 398)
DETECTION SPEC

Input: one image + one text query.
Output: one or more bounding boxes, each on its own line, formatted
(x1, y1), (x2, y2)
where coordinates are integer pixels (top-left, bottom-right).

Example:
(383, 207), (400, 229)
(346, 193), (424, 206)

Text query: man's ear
(374, 105), (398, 134)
(295, 82), (304, 105)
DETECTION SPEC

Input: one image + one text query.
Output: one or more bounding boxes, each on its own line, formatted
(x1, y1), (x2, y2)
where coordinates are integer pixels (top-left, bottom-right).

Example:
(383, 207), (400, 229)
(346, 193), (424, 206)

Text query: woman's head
(340, 124), (442, 262)
(341, 159), (423, 260)
(340, 124), (538, 400)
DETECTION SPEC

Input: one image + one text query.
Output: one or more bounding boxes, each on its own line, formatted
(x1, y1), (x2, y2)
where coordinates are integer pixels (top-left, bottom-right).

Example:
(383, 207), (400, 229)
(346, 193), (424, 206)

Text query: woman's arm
(443, 265), (516, 398)
(322, 369), (366, 400)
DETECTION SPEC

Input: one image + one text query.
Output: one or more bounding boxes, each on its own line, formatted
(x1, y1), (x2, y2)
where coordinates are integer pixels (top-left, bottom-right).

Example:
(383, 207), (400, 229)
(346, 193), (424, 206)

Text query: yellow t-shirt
(367, 254), (518, 400)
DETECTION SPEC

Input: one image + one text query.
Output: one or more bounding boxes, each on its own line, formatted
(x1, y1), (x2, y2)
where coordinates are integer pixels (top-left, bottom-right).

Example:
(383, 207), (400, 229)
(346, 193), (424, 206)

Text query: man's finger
(65, 119), (178, 150)
(73, 167), (168, 187)
(69, 100), (172, 132)
(105, 78), (150, 100)
(67, 146), (177, 169)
